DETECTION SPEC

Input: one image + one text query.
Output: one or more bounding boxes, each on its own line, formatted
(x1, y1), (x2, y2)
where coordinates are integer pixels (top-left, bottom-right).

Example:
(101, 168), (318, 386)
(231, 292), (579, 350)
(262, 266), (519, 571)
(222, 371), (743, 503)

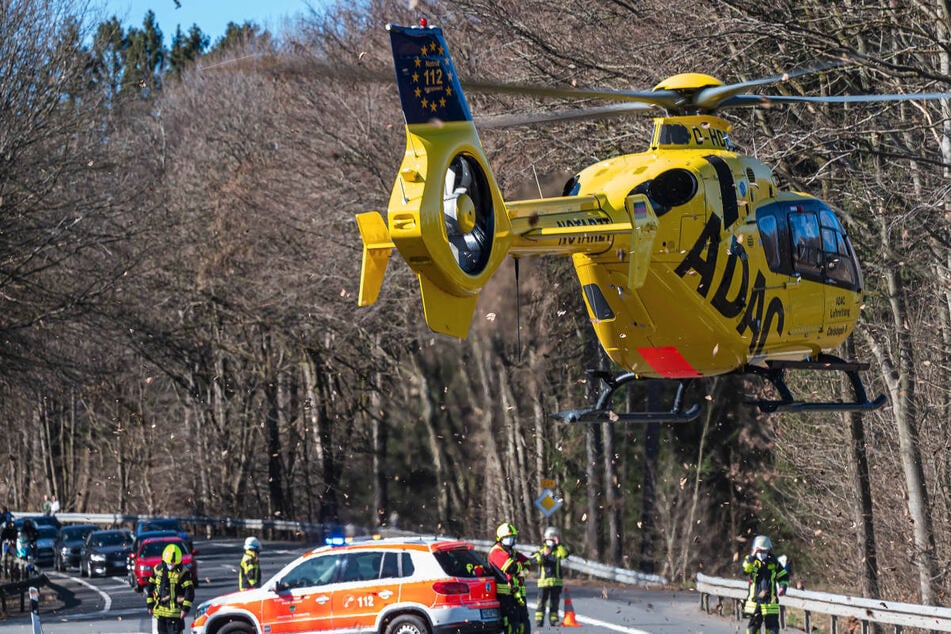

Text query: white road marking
(571, 613), (653, 634)
(49, 571), (111, 614)
(528, 601), (652, 634)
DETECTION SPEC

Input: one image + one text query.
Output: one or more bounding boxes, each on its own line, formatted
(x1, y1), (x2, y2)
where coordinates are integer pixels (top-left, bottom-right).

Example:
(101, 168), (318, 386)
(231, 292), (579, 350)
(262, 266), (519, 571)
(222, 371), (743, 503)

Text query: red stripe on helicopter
(637, 347), (701, 378)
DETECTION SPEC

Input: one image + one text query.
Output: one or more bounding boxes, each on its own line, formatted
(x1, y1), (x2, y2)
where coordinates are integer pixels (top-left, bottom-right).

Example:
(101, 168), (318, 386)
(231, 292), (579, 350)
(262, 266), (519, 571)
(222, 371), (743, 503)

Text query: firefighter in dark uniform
(531, 526), (570, 627)
(146, 543), (195, 634)
(741, 535), (789, 634)
(239, 536), (262, 590)
(489, 523), (531, 634)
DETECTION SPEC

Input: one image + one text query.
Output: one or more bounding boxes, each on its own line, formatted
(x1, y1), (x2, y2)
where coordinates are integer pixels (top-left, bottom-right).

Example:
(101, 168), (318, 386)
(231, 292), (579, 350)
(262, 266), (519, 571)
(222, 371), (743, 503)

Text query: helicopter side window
(658, 124), (691, 145)
(756, 214), (781, 271)
(563, 175), (580, 196)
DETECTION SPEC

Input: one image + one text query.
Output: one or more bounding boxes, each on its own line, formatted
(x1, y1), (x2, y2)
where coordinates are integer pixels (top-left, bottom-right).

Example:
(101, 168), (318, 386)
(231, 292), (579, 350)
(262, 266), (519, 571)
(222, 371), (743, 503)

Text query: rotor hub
(455, 193), (477, 234)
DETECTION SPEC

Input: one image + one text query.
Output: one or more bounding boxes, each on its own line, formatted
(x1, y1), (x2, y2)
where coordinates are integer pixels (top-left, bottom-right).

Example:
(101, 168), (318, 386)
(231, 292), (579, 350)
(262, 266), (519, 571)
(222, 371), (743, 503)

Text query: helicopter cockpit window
(818, 208), (858, 287)
(789, 211), (822, 273)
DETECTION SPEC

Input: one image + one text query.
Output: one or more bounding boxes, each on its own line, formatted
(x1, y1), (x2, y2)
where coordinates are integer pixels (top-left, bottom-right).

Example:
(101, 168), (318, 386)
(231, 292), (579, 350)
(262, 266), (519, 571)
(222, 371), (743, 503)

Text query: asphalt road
(0, 539), (799, 634)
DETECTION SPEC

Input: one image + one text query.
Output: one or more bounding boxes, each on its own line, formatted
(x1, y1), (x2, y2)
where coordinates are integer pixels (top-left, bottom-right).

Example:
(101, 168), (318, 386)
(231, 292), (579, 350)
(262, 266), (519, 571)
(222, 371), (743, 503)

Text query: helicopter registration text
(556, 216), (613, 246)
(674, 213), (784, 354)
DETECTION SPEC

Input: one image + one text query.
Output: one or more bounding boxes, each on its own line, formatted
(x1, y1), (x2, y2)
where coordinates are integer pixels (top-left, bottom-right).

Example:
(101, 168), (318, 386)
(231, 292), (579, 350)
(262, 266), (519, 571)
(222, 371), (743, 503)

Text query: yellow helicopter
(356, 21), (948, 422)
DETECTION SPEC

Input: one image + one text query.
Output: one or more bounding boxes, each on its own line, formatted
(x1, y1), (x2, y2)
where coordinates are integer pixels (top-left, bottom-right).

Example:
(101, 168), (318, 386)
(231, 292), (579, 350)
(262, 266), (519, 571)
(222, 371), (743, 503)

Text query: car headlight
(90, 553), (106, 562)
(194, 600), (210, 619)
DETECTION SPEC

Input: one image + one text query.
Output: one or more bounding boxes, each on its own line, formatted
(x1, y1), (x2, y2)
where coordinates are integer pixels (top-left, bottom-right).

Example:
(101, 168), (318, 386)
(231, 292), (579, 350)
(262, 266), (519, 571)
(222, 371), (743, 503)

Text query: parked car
(20, 525), (57, 568)
(191, 537), (500, 634)
(128, 535), (198, 592)
(14, 515), (61, 532)
(54, 524), (98, 571)
(134, 517), (192, 551)
(130, 529), (178, 554)
(80, 529), (133, 578)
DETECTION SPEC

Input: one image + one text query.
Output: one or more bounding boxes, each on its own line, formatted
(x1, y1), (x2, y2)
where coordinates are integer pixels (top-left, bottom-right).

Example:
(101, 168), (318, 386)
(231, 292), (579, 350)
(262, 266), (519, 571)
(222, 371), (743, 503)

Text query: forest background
(1, 0), (949, 609)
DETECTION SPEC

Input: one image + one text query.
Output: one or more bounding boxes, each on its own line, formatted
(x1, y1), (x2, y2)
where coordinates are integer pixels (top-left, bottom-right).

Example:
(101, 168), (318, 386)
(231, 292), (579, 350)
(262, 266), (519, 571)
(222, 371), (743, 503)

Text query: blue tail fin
(388, 23), (472, 124)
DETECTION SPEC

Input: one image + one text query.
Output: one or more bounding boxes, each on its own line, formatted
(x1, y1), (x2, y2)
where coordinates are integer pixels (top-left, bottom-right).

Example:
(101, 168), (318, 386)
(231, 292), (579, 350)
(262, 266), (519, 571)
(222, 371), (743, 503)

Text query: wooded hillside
(1, 0), (949, 605)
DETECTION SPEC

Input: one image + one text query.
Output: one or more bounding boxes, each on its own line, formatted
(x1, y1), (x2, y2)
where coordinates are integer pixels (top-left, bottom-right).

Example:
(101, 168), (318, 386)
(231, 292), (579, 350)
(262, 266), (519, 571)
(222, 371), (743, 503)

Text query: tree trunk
(585, 422), (603, 559)
(371, 366), (389, 527)
(583, 336), (605, 559)
(603, 421), (622, 566)
(264, 376), (287, 519)
(862, 264), (937, 605)
(639, 382), (662, 573)
(842, 337), (881, 599)
(679, 377), (720, 582)
(413, 354), (450, 527)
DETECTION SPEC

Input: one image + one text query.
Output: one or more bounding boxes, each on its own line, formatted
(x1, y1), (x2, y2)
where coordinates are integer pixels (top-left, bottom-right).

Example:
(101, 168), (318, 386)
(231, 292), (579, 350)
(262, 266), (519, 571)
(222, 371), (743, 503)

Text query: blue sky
(95, 0), (330, 45)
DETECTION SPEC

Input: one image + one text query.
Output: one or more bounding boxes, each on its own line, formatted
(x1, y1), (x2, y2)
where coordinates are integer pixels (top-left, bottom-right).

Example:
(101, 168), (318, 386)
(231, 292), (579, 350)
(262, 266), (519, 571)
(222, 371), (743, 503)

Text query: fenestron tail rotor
(443, 154), (494, 275)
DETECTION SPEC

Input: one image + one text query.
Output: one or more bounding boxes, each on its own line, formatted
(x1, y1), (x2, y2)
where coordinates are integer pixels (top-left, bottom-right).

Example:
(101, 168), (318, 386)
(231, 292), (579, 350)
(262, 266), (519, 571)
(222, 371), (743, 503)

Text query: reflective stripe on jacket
(239, 550), (261, 590)
(146, 562), (195, 619)
(531, 544), (569, 587)
(741, 554), (788, 616)
(489, 543), (528, 596)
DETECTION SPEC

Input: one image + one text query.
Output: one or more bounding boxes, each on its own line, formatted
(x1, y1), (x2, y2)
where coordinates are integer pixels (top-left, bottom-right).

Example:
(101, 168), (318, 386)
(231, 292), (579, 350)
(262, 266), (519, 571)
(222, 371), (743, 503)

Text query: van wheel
(219, 621), (255, 634)
(385, 615), (429, 634)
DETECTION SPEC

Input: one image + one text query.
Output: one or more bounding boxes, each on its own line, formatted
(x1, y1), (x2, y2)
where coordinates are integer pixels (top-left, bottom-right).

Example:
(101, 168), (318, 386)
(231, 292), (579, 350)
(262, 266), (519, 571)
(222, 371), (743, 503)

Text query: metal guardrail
(18, 511), (358, 539)
(468, 539), (666, 586)
(697, 572), (951, 632)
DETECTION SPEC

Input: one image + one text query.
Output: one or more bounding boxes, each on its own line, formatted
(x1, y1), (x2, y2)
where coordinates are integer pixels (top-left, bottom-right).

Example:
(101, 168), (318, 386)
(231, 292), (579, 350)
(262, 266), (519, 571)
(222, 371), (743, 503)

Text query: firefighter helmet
(544, 526), (559, 540)
(752, 535), (772, 553)
(496, 523), (517, 541)
(244, 536), (261, 551)
(162, 543), (183, 566)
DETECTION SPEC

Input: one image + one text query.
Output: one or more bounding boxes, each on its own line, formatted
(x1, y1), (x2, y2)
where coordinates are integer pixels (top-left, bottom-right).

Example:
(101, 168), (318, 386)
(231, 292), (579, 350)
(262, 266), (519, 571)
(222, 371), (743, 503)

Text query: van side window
(341, 552), (384, 582)
(281, 555), (339, 589)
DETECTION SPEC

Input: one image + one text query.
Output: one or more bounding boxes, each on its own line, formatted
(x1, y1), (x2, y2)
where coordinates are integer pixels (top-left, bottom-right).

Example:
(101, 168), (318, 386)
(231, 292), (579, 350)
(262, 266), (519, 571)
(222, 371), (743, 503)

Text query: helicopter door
(785, 210), (824, 337)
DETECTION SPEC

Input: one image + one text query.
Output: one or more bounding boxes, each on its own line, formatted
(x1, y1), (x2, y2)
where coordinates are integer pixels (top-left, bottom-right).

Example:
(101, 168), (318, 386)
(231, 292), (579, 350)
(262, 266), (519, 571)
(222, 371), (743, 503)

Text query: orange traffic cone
(561, 587), (581, 627)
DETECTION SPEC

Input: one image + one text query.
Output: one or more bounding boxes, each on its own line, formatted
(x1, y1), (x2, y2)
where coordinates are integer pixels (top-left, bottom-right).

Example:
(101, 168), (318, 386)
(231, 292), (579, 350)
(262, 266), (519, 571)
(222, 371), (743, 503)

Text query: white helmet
(244, 536), (261, 551)
(543, 527), (559, 540)
(752, 535), (772, 553)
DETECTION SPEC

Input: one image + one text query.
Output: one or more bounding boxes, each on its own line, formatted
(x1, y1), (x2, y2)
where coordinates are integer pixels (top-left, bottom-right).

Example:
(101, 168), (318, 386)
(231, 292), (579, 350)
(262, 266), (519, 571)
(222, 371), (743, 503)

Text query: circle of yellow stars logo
(411, 41), (452, 114)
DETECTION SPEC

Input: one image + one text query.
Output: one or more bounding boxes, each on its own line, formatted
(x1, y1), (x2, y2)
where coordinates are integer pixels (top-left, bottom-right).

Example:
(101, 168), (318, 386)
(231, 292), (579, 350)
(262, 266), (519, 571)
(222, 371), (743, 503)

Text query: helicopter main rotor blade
(462, 78), (685, 110)
(720, 91), (951, 108)
(477, 102), (659, 128)
(693, 61), (849, 110)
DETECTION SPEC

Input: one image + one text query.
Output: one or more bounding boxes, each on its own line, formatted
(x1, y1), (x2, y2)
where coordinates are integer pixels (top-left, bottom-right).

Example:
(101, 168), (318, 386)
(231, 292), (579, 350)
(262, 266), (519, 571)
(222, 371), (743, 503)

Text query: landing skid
(743, 353), (887, 413)
(552, 371), (702, 424)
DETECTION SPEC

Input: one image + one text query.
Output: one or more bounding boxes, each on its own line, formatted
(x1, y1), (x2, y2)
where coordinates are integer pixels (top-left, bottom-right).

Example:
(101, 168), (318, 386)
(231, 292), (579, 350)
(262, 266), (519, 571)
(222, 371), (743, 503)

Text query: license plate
(481, 608), (500, 621)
